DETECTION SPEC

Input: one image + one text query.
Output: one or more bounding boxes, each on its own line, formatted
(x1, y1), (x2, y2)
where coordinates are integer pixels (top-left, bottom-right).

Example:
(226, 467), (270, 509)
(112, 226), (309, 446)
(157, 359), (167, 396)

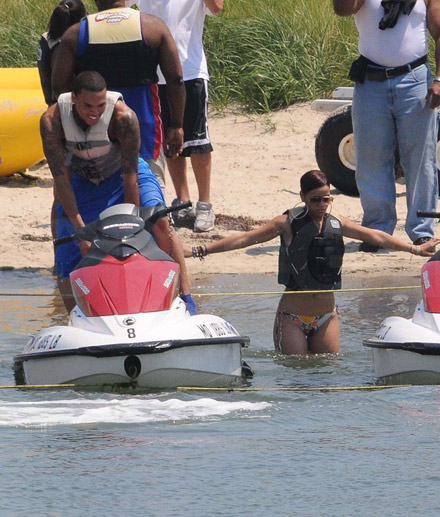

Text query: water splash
(0, 397), (271, 428)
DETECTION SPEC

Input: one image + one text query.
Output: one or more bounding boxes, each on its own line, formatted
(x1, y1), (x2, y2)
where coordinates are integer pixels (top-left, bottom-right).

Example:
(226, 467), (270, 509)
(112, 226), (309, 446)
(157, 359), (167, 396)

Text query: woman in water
(187, 170), (439, 355)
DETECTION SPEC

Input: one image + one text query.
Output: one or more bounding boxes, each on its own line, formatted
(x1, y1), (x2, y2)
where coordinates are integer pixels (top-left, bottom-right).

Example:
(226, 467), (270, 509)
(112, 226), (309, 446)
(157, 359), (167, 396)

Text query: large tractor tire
(315, 105), (440, 197)
(315, 105), (358, 196)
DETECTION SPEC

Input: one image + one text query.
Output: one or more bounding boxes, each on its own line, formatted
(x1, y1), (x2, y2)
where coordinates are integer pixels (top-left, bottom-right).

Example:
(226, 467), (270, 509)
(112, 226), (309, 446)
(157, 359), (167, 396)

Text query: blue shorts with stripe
(118, 84), (163, 160)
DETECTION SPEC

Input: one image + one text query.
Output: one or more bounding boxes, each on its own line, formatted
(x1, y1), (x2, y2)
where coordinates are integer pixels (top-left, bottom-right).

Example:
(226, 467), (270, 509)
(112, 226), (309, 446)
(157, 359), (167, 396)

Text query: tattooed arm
(40, 105), (85, 232)
(109, 101), (140, 206)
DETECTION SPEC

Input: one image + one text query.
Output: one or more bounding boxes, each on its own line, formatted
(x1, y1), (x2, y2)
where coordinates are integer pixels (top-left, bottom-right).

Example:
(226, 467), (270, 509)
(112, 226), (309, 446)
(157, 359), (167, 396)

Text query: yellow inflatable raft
(0, 68), (46, 177)
(0, 67), (42, 90)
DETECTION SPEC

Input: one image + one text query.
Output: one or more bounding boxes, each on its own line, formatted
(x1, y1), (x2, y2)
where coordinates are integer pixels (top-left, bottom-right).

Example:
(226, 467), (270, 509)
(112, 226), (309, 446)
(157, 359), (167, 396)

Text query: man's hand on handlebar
(78, 240), (91, 257)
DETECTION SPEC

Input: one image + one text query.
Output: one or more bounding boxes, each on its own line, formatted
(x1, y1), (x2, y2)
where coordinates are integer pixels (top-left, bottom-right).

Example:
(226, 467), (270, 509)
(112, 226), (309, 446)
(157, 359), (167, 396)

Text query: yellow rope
(192, 285), (421, 297)
(177, 385), (412, 392)
(0, 383), (412, 391)
(2, 384), (78, 389)
(0, 293), (61, 298)
(0, 285), (421, 298)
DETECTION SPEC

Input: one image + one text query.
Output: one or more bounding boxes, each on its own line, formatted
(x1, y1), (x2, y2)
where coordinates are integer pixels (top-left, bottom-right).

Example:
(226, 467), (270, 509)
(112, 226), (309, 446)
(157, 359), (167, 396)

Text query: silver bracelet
(410, 244), (420, 256)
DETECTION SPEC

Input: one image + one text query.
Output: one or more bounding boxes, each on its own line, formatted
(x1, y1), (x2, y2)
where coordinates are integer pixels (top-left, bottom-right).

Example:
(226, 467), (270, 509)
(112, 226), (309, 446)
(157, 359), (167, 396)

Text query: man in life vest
(52, 0), (186, 189)
(40, 71), (193, 314)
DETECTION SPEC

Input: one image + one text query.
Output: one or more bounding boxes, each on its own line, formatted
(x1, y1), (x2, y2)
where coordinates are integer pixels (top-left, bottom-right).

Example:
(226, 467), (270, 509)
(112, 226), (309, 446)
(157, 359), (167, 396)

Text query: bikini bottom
(277, 309), (335, 337)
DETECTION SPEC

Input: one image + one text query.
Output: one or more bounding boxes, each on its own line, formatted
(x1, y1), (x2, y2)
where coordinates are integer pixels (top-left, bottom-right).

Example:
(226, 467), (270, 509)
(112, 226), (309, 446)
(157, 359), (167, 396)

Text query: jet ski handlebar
(139, 201), (192, 226)
(53, 201), (192, 247)
(417, 211), (440, 219)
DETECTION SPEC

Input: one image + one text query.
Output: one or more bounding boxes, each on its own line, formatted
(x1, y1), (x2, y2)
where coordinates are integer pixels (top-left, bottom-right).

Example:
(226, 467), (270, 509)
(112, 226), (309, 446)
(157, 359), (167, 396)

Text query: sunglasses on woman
(309, 195), (334, 204)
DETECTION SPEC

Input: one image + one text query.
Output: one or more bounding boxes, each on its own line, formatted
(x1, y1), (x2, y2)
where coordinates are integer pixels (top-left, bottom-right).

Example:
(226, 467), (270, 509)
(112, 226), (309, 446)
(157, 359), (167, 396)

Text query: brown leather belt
(366, 55), (427, 81)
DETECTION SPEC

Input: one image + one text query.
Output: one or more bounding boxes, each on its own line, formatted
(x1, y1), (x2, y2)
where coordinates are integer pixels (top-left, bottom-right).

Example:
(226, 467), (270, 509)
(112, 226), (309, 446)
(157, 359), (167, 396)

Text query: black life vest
(36, 33), (60, 105)
(278, 208), (345, 290)
(75, 9), (159, 87)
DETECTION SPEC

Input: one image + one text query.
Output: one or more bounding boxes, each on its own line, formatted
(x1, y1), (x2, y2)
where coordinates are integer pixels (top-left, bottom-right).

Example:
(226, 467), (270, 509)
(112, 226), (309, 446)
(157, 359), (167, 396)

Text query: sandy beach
(0, 102), (430, 284)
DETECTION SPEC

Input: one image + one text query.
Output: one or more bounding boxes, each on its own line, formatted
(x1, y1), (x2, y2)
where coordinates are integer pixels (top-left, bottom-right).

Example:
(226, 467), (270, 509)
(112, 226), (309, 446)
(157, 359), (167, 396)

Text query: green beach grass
(206, 0), (360, 111)
(0, 0), (96, 67)
(2, 0), (360, 111)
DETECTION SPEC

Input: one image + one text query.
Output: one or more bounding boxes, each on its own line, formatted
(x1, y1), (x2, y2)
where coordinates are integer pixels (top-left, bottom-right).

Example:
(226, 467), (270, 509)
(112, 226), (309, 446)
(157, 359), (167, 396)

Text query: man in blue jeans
(40, 71), (194, 313)
(333, 0), (440, 251)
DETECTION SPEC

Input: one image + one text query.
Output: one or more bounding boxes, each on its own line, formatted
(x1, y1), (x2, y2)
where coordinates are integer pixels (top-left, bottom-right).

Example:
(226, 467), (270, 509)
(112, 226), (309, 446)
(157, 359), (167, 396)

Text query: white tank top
(355, 0), (428, 67)
(126, 0), (212, 83)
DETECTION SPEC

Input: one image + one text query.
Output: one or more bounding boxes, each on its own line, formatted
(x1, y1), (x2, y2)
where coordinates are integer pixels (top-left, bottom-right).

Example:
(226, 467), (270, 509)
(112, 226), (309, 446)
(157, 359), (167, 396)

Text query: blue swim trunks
(55, 157), (165, 278)
(118, 84), (163, 161)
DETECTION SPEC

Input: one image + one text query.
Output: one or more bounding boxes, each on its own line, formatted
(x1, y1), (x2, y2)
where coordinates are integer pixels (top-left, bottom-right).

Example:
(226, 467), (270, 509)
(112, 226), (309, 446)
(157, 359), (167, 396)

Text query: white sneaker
(194, 201), (215, 232)
(171, 197), (195, 220)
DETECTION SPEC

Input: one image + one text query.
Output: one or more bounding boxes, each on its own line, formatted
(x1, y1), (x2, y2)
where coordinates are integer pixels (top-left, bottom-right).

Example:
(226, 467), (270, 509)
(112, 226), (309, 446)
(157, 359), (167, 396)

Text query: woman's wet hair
(47, 0), (87, 41)
(300, 170), (329, 194)
(73, 71), (107, 95)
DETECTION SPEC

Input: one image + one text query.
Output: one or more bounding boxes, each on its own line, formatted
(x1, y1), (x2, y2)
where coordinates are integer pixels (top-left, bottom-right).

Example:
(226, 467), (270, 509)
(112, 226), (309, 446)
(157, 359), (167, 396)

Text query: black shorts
(159, 78), (213, 157)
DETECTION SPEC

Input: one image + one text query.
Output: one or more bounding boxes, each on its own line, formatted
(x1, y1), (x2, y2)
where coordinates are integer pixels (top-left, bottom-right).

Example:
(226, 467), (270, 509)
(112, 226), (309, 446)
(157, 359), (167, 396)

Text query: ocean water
(1, 269), (440, 517)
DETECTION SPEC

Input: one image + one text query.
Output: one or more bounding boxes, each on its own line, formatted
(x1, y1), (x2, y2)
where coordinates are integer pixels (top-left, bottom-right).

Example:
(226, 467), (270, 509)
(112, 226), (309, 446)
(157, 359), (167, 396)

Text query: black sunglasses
(309, 195), (333, 204)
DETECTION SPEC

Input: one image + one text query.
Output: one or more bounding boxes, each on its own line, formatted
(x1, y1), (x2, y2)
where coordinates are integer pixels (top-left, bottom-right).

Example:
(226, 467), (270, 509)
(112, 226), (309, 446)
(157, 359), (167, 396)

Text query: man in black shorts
(128, 0), (223, 232)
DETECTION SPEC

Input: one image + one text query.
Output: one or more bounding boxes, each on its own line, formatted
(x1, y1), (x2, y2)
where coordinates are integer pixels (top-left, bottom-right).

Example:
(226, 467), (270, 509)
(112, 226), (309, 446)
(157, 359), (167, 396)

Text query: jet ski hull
(14, 338), (246, 388)
(14, 302), (250, 389)
(363, 305), (440, 385)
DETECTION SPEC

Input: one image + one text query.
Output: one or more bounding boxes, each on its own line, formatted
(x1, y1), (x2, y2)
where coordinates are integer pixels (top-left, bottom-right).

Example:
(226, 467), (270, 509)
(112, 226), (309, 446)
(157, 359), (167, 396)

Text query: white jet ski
(14, 203), (252, 389)
(363, 210), (440, 385)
